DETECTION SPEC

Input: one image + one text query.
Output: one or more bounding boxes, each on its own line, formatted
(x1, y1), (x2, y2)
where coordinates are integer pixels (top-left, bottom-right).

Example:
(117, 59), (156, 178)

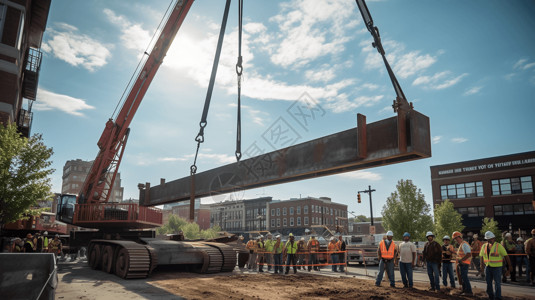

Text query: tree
(0, 124), (54, 231)
(434, 199), (464, 242)
(481, 217), (502, 243)
(157, 214), (187, 235)
(382, 179), (433, 241)
(157, 214), (222, 240)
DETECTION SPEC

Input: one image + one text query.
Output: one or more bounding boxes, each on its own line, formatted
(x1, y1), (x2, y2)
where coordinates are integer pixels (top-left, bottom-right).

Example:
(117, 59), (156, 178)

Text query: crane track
(201, 242), (237, 272)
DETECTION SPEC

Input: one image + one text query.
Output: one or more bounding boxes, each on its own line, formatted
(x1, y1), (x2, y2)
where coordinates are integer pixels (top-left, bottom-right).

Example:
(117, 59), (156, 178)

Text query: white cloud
(42, 23), (112, 71)
(305, 68), (336, 83)
(103, 9), (152, 52)
(513, 58), (528, 70)
(412, 71), (468, 90)
(463, 86), (482, 96)
(337, 171), (382, 181)
(34, 88), (95, 116)
(451, 137), (468, 143)
(432, 136), (442, 144)
(325, 94), (384, 113)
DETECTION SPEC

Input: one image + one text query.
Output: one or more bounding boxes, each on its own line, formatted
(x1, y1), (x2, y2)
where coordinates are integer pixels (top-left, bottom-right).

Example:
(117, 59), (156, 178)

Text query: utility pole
(358, 185), (376, 226)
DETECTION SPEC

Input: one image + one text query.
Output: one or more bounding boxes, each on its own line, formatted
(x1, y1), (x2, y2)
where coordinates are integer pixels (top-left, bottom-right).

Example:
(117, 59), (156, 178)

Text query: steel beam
(139, 110), (431, 207)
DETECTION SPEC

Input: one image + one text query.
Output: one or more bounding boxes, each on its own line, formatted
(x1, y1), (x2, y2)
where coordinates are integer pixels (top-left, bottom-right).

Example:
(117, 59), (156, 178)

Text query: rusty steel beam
(139, 110), (431, 207)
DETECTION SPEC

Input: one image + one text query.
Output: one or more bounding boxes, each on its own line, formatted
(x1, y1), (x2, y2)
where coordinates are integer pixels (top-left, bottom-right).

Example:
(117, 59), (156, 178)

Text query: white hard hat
(301, 237), (305, 241)
(330, 237), (335, 241)
(517, 237), (523, 242)
(484, 231), (495, 240)
(443, 235), (451, 240)
(505, 233), (512, 238)
(267, 233), (272, 236)
(386, 231), (393, 236)
(259, 235), (264, 238)
(426, 231), (434, 237)
(276, 235), (281, 238)
(43, 231), (48, 235)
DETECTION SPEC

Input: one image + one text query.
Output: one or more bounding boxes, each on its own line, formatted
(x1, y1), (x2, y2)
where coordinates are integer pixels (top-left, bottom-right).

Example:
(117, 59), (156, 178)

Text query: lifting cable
(190, 0), (232, 177)
(235, 0), (244, 161)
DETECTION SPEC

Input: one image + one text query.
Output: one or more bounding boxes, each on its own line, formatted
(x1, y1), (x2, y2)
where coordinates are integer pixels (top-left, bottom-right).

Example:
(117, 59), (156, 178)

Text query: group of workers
(241, 232), (346, 275)
(376, 228), (535, 299)
(11, 231), (62, 257)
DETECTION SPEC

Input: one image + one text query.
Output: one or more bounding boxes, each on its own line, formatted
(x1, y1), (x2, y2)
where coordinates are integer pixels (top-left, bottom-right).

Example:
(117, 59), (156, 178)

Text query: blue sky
(33, 0), (535, 217)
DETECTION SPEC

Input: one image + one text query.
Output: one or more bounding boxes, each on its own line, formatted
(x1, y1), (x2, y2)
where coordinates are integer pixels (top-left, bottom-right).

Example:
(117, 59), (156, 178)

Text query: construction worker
(237, 235), (249, 270)
(515, 237), (527, 280)
(49, 234), (62, 258)
(284, 233), (298, 274)
(375, 230), (396, 287)
(257, 235), (265, 272)
(423, 231), (442, 292)
(264, 233), (274, 272)
(246, 236), (257, 271)
(501, 232), (517, 282)
(480, 231), (512, 300)
(24, 233), (35, 252)
(441, 235), (456, 289)
(525, 228), (535, 286)
(453, 231), (472, 296)
(397, 232), (416, 288)
(273, 235), (284, 274)
(296, 237), (306, 270)
(307, 235), (320, 271)
(328, 237), (340, 272)
(11, 238), (23, 252)
(35, 232), (44, 252)
(337, 234), (346, 272)
(43, 231), (49, 253)
(471, 233), (483, 276)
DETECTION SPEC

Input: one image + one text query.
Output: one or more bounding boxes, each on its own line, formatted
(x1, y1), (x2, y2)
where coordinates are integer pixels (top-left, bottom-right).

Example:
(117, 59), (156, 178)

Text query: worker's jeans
(472, 256), (481, 271)
(375, 259), (395, 286)
(442, 262), (455, 287)
(331, 254), (339, 272)
(273, 253), (283, 273)
(485, 265), (502, 299)
(399, 262), (413, 287)
(265, 253), (273, 271)
(297, 253), (306, 269)
(308, 253), (318, 271)
(248, 252), (257, 270)
(459, 263), (472, 294)
(286, 254), (297, 274)
(516, 255), (528, 277)
(338, 252), (345, 272)
(427, 262), (440, 290)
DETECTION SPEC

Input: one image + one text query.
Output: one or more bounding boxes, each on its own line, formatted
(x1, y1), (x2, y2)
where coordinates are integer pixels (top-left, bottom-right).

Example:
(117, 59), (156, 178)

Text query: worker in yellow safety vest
(49, 234), (62, 258)
(43, 231), (49, 252)
(284, 233), (298, 274)
(375, 230), (396, 287)
(24, 233), (35, 252)
(479, 231), (512, 300)
(453, 231), (472, 295)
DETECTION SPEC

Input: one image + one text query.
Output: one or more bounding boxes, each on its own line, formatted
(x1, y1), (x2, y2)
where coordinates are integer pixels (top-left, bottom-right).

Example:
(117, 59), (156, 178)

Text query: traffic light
(357, 193), (361, 203)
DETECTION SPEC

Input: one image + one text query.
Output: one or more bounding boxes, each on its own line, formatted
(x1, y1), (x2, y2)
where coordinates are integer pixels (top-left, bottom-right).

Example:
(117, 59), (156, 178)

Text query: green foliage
(0, 124), (54, 228)
(481, 217), (502, 243)
(157, 214), (221, 240)
(382, 179), (433, 241)
(434, 199), (465, 243)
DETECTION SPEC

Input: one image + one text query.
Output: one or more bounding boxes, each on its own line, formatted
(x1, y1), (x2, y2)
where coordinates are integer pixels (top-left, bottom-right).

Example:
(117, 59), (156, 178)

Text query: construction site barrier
(254, 250), (349, 274)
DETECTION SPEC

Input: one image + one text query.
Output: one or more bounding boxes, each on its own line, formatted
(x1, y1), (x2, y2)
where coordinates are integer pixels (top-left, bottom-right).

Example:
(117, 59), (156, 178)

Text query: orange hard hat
(452, 231), (462, 239)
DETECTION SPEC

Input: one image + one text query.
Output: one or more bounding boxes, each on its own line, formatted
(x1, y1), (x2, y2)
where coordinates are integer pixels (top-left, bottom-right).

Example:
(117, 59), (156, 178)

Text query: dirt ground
(148, 272), (531, 300)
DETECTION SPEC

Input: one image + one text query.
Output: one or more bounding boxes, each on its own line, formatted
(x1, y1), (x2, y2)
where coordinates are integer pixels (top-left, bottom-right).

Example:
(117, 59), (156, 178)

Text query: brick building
(62, 159), (124, 203)
(161, 199), (210, 230)
(430, 151), (535, 234)
(267, 197), (348, 235)
(0, 0), (51, 137)
(209, 197), (272, 232)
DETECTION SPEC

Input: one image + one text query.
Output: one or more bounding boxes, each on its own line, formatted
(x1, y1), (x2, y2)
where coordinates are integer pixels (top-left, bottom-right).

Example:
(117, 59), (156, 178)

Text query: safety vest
(25, 240), (34, 248)
(442, 244), (454, 262)
(44, 237), (49, 248)
(481, 242), (506, 267)
(14, 244), (22, 252)
(328, 242), (340, 253)
(273, 241), (284, 254)
(264, 239), (274, 252)
(379, 240), (395, 259)
(308, 239), (319, 251)
(50, 240), (60, 250)
(285, 240), (298, 254)
(457, 241), (472, 265)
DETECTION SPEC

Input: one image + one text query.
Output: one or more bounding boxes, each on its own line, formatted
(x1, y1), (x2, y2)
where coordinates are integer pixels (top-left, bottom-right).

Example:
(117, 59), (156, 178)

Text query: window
(330, 208), (333, 215)
(440, 181), (484, 199)
(492, 176), (532, 195)
(277, 219), (281, 227)
(311, 205), (315, 213)
(283, 207), (287, 215)
(297, 206), (301, 214)
(494, 204), (534, 216)
(297, 217), (301, 226)
(290, 218), (294, 226)
(304, 205), (308, 214)
(456, 206), (485, 217)
(283, 218), (287, 226)
(271, 209), (275, 216)
(304, 216), (309, 225)
(271, 219), (275, 228)
(276, 208), (280, 216)
(290, 207), (294, 215)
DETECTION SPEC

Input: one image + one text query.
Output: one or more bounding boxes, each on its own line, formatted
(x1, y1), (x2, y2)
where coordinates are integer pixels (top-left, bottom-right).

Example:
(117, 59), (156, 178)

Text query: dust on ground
(148, 272), (530, 300)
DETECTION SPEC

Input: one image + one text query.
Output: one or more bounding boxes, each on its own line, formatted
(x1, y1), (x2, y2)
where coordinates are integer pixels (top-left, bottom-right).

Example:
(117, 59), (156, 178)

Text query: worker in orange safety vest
(375, 230), (396, 287)
(307, 235), (320, 271)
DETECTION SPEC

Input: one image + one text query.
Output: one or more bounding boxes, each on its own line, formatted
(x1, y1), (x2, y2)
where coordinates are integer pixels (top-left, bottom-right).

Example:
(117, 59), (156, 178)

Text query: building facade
(209, 197), (272, 232)
(62, 159), (124, 202)
(267, 197), (348, 235)
(430, 151), (535, 234)
(351, 220), (385, 235)
(0, 0), (51, 137)
(161, 199), (210, 230)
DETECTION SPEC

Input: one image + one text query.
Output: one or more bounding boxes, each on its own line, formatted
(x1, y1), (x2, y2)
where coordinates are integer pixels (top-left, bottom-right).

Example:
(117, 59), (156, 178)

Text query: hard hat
(289, 233), (294, 237)
(505, 233), (512, 238)
(443, 235), (451, 240)
(301, 237), (305, 241)
(43, 231), (48, 235)
(276, 235), (281, 239)
(55, 234), (59, 238)
(452, 231), (462, 239)
(330, 237), (335, 241)
(517, 237), (523, 242)
(426, 231), (434, 237)
(386, 231), (393, 236)
(403, 232), (410, 238)
(267, 233), (272, 236)
(484, 231), (495, 240)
